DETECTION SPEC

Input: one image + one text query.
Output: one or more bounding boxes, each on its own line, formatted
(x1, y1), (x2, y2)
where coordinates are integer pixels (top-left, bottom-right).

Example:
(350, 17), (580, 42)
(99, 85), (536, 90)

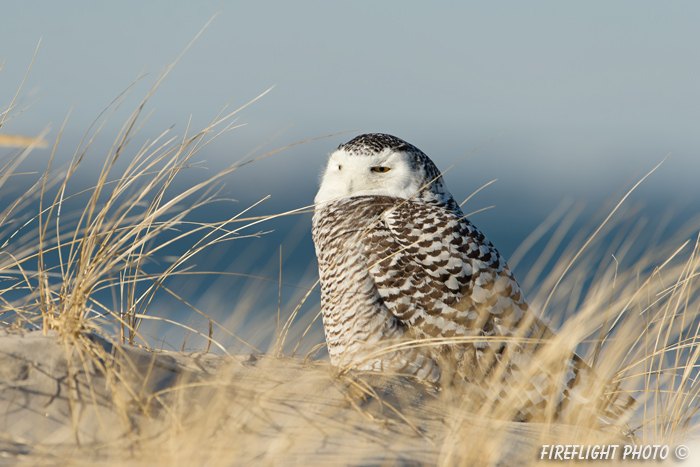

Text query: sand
(2, 328), (685, 466)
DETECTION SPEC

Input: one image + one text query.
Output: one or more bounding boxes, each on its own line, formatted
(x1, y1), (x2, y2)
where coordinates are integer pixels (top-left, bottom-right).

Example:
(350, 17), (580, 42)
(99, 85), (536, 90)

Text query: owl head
(315, 133), (453, 205)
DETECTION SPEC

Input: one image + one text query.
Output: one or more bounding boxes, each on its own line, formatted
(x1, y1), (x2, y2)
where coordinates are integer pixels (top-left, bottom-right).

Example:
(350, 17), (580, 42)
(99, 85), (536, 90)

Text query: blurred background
(1, 1), (698, 354)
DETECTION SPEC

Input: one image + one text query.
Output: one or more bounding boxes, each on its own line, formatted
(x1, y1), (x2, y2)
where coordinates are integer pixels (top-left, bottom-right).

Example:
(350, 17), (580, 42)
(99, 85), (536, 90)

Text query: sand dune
(0, 328), (612, 466)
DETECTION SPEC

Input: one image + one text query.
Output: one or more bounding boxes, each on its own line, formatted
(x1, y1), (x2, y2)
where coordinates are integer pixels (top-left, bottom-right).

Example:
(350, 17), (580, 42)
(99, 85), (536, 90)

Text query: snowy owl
(312, 133), (633, 422)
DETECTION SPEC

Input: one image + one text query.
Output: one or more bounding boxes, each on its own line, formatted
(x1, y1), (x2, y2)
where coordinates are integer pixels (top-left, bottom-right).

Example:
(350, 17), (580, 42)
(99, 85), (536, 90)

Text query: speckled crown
(338, 133), (422, 157)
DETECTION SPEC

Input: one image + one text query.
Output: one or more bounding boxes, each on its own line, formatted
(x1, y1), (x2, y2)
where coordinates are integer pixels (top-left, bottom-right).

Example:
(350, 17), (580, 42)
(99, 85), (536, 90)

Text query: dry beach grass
(1, 43), (699, 466)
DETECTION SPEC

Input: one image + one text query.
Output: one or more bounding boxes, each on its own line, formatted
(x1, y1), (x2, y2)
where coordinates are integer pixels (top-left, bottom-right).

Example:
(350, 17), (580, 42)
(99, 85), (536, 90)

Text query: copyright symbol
(675, 445), (689, 460)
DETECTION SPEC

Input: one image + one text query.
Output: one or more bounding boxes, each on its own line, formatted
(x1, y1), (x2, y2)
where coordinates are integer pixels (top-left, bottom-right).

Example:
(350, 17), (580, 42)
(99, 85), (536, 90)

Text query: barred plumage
(312, 133), (632, 422)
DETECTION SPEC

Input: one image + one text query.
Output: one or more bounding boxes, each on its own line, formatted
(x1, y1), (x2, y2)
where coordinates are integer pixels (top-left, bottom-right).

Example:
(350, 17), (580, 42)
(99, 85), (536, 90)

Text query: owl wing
(361, 198), (635, 422)
(362, 198), (531, 342)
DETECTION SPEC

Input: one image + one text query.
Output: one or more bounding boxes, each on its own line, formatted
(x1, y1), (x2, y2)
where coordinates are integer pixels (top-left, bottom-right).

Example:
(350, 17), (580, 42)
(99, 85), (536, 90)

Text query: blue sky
(2, 2), (697, 193)
(1, 1), (699, 347)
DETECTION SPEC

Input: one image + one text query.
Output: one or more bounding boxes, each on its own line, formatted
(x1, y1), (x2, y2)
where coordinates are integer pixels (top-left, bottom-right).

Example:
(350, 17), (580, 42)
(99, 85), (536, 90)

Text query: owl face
(315, 147), (426, 205)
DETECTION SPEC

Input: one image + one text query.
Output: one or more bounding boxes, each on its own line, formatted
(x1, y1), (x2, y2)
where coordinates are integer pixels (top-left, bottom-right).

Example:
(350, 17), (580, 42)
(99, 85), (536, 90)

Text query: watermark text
(540, 444), (687, 461)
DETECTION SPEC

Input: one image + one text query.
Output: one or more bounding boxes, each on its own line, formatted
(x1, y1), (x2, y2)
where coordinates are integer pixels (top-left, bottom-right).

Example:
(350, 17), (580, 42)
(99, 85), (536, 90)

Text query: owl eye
(371, 166), (391, 173)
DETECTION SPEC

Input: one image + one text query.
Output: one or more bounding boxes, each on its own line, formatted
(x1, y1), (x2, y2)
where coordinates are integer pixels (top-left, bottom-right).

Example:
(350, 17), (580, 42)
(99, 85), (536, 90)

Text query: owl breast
(313, 196), (442, 383)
